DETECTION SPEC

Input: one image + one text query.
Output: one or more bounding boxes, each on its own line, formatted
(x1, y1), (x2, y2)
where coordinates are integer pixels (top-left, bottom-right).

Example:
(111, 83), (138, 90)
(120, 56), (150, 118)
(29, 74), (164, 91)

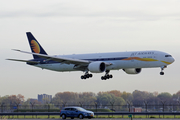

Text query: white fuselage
(32, 50), (174, 72)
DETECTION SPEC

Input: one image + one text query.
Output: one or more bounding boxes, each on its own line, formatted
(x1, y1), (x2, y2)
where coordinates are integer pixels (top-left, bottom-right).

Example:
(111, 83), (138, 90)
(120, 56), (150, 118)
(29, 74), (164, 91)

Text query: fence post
(62, 102), (67, 108)
(94, 102), (98, 118)
(94, 102), (97, 112)
(47, 102), (52, 119)
(30, 102), (35, 118)
(177, 101), (180, 112)
(79, 102), (83, 107)
(144, 101), (148, 112)
(0, 103), (5, 119)
(1, 103), (5, 113)
(14, 102), (20, 119)
(144, 101), (148, 118)
(110, 101), (115, 117)
(161, 101), (166, 118)
(126, 101), (132, 112)
(30, 102), (35, 112)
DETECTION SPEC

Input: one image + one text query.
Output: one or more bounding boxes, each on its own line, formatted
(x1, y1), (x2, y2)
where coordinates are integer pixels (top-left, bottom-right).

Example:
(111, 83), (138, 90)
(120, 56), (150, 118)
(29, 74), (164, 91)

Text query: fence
(1, 112), (180, 119)
(1, 103), (180, 113)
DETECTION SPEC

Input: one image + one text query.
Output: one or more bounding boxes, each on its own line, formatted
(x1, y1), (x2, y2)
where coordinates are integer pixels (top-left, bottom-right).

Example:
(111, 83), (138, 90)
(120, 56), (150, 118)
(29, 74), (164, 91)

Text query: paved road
(5, 118), (179, 120)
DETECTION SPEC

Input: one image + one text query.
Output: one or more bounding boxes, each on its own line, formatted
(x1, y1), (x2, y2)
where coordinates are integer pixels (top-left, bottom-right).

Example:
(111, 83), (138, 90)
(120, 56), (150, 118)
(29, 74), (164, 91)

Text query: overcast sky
(1, 0), (180, 99)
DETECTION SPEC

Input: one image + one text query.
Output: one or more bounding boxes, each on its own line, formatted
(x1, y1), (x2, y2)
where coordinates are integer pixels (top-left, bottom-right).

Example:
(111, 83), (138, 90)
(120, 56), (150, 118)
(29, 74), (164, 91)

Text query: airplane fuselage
(31, 50), (174, 72)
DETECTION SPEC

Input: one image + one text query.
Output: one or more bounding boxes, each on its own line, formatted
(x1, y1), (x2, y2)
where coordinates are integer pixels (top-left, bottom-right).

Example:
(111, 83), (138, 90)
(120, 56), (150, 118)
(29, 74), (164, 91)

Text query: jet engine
(123, 68), (141, 74)
(88, 61), (106, 73)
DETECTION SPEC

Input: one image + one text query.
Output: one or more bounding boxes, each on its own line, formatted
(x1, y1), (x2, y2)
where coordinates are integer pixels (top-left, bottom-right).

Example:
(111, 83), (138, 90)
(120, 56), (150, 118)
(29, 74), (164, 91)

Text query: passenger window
(71, 108), (76, 111)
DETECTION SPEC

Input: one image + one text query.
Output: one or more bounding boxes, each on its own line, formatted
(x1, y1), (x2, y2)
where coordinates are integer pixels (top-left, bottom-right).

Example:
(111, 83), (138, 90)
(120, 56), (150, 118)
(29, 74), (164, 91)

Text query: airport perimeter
(1, 112), (180, 119)
(1, 103), (180, 119)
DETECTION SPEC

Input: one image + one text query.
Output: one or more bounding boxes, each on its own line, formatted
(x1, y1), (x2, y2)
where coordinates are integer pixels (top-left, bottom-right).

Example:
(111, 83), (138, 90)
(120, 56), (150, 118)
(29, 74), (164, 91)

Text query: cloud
(0, 0), (180, 22)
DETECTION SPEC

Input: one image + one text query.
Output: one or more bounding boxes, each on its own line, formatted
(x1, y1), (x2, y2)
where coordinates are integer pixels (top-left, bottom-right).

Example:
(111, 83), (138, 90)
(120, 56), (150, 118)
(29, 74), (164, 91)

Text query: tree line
(52, 90), (180, 106)
(1, 90), (180, 106)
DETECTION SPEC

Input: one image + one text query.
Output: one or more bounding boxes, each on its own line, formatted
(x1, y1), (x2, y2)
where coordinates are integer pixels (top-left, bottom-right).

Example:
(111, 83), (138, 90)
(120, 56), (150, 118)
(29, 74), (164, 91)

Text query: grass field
(1, 115), (180, 119)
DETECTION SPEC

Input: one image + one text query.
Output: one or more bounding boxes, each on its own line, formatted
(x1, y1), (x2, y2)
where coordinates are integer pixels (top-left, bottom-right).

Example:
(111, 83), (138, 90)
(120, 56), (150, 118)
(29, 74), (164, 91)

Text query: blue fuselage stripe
(27, 57), (128, 65)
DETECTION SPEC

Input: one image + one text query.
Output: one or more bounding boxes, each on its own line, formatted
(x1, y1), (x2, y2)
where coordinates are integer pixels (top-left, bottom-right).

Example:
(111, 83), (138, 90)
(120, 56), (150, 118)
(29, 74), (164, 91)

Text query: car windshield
(76, 107), (87, 111)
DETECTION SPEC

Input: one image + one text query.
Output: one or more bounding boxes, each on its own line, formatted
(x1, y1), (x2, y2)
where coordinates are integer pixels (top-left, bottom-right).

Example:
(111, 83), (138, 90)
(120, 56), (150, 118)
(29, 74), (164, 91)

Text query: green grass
(0, 115), (61, 119)
(1, 115), (180, 119)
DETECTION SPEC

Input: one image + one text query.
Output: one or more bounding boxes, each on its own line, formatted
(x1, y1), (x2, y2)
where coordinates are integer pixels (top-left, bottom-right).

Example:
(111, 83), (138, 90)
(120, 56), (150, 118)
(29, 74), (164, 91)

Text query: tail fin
(26, 32), (47, 59)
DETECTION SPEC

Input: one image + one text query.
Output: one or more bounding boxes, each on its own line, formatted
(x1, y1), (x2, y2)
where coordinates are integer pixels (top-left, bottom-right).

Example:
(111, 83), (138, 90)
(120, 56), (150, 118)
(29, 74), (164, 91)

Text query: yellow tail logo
(31, 40), (40, 53)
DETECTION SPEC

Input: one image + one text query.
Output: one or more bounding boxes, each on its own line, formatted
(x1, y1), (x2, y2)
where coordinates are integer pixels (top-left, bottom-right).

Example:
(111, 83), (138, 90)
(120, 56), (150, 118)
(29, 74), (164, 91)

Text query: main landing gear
(160, 66), (167, 75)
(101, 70), (113, 80)
(81, 71), (93, 79)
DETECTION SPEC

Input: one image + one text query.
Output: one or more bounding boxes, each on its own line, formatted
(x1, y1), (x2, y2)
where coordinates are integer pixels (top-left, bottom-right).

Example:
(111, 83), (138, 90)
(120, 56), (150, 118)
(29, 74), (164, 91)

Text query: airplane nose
(171, 57), (175, 63)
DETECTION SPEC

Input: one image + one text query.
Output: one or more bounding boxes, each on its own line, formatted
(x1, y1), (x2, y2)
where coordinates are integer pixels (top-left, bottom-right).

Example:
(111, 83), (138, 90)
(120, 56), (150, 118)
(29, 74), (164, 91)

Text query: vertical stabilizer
(26, 32), (47, 59)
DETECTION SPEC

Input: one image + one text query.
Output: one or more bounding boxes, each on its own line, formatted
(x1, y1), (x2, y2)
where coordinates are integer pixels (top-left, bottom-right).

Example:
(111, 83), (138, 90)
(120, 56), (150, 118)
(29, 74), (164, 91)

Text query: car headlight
(88, 113), (94, 116)
(83, 113), (87, 116)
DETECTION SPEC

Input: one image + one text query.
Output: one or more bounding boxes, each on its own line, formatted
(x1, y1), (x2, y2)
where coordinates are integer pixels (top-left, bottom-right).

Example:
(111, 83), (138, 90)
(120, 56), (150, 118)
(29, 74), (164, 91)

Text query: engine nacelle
(88, 61), (106, 73)
(123, 68), (141, 74)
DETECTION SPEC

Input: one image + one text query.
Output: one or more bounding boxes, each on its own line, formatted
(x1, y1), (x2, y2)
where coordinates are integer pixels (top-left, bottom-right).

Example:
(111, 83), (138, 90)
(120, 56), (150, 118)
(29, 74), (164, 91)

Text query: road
(4, 118), (179, 120)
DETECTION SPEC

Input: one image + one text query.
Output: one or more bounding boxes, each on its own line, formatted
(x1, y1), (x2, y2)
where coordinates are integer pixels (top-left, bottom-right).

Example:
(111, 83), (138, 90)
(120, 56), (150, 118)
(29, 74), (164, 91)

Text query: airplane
(7, 32), (175, 80)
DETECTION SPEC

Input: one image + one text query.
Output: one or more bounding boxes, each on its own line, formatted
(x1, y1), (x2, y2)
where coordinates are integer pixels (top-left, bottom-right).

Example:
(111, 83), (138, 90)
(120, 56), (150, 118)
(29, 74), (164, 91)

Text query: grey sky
(0, 0), (180, 99)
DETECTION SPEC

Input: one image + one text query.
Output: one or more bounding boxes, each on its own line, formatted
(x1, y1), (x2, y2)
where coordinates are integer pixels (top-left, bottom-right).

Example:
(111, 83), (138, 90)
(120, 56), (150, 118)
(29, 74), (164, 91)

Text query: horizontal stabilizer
(6, 59), (39, 64)
(11, 49), (90, 64)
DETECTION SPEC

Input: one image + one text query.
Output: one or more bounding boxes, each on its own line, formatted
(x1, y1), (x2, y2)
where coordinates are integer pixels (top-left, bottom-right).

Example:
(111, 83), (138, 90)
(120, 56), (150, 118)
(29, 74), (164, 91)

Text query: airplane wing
(12, 49), (112, 66)
(6, 59), (39, 64)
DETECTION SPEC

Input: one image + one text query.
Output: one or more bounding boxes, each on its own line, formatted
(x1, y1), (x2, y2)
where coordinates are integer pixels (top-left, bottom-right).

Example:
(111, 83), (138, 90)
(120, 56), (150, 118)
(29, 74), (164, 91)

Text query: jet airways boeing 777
(7, 32), (175, 80)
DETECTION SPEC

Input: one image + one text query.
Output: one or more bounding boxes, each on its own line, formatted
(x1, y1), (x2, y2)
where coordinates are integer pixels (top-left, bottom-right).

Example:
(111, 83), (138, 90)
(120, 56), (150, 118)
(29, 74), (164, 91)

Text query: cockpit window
(165, 55), (172, 57)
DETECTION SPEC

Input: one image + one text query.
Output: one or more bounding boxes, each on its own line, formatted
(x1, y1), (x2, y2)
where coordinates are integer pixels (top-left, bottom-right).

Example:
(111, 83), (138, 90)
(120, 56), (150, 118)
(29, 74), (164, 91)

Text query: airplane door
(130, 53), (136, 62)
(130, 52), (138, 67)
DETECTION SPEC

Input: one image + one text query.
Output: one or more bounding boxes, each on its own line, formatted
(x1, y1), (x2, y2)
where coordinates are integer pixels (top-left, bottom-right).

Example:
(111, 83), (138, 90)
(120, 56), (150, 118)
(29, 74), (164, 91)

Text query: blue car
(60, 107), (94, 119)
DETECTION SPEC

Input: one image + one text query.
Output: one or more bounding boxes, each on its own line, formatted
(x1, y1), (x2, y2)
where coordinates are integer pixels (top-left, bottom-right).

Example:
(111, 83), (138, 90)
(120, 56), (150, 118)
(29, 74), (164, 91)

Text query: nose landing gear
(101, 70), (113, 80)
(160, 71), (164, 75)
(160, 66), (167, 75)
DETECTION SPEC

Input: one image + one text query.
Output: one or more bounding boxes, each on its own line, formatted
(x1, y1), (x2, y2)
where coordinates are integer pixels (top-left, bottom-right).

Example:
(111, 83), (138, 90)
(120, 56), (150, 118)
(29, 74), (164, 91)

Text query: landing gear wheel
(160, 72), (164, 75)
(81, 76), (84, 79)
(79, 114), (84, 119)
(101, 70), (113, 80)
(160, 66), (166, 75)
(89, 74), (93, 77)
(81, 71), (93, 79)
(71, 117), (74, 119)
(101, 76), (107, 80)
(106, 75), (110, 79)
(85, 74), (89, 78)
(62, 114), (66, 119)
(109, 75), (113, 78)
(101, 76), (105, 80)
